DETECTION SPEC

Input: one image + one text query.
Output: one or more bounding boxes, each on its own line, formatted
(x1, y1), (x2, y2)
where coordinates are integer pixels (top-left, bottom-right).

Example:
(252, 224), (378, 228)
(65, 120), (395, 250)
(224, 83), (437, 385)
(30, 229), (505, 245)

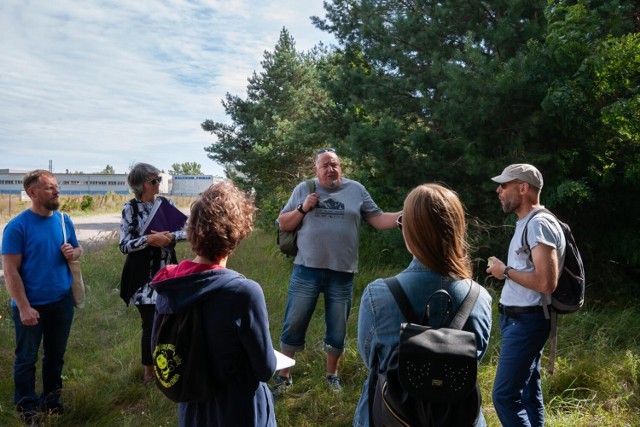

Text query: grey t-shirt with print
(280, 178), (383, 273)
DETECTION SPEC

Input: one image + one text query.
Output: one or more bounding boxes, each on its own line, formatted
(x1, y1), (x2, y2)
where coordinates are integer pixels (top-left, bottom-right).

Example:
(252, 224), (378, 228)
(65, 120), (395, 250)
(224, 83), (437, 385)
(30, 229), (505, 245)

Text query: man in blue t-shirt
(272, 148), (401, 393)
(2, 170), (82, 423)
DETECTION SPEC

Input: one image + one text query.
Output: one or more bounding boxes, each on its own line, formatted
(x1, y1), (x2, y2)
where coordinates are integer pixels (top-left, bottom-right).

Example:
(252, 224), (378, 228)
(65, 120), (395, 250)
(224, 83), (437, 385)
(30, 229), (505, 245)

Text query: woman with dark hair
(353, 183), (493, 426)
(150, 180), (276, 426)
(119, 162), (186, 384)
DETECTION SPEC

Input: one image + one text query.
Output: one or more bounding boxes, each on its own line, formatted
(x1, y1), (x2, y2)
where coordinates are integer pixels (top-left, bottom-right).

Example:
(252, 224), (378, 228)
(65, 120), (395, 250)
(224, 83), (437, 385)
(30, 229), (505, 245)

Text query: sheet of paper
(274, 350), (295, 370)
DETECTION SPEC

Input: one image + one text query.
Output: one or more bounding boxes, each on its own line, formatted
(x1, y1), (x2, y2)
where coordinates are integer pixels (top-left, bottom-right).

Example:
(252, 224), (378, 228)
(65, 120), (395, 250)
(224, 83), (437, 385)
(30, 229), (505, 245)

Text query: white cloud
(0, 0), (333, 176)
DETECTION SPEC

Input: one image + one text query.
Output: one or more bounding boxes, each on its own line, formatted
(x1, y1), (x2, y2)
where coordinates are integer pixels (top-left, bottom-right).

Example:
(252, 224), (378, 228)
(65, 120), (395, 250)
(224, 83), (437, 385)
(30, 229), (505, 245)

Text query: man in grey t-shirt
(486, 163), (566, 426)
(272, 148), (400, 392)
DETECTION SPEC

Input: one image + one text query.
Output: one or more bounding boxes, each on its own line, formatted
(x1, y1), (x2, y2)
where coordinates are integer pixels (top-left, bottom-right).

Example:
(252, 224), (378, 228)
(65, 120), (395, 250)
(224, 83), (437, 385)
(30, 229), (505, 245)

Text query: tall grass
(1, 229), (640, 426)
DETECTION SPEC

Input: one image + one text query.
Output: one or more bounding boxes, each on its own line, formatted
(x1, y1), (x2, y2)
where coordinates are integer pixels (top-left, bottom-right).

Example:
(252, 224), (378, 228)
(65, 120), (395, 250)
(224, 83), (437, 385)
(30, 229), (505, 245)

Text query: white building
(0, 169), (220, 196)
(170, 175), (223, 196)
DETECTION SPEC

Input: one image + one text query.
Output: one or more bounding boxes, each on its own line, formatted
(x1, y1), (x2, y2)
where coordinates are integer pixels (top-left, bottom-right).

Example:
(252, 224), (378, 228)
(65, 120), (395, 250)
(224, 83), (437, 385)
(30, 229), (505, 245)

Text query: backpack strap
(520, 208), (560, 374)
(383, 277), (420, 324)
(521, 208), (552, 260)
(384, 277), (480, 328)
(129, 198), (140, 236)
(306, 178), (315, 194)
(448, 281), (480, 330)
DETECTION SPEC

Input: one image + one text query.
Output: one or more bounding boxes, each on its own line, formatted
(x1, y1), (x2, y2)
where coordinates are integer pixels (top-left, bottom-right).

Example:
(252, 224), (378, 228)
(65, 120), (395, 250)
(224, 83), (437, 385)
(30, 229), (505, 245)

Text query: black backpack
(152, 302), (217, 402)
(521, 208), (585, 314)
(368, 277), (482, 427)
(521, 208), (586, 373)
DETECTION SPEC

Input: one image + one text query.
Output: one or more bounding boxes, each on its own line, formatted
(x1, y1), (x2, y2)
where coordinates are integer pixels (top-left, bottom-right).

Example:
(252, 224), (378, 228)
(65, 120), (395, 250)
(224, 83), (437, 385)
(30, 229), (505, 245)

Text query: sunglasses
(147, 176), (163, 185)
(396, 213), (403, 231)
(500, 180), (523, 189)
(317, 147), (336, 155)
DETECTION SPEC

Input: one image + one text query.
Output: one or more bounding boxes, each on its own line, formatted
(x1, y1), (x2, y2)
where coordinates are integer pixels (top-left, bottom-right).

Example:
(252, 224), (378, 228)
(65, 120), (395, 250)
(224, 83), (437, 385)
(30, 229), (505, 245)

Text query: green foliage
(168, 162), (203, 175)
(98, 165), (115, 174)
(80, 195), (94, 211)
(310, 0), (640, 271)
(201, 28), (336, 209)
(200, 1), (639, 272)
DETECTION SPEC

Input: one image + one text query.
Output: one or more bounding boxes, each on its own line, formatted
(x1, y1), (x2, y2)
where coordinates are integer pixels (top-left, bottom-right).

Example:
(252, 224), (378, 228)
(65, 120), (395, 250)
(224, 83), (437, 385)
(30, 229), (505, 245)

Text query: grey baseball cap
(491, 164), (543, 189)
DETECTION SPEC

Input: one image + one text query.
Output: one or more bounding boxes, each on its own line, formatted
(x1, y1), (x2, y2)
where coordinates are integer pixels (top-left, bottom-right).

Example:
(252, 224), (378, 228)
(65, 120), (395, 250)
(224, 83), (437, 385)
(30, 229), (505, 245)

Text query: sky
(0, 0), (335, 177)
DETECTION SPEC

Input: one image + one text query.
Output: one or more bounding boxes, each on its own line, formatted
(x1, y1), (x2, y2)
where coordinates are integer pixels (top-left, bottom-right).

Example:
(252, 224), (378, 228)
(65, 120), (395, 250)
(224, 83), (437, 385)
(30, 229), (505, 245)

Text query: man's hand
(302, 192), (319, 212)
(19, 306), (40, 326)
(486, 256), (507, 280)
(61, 243), (75, 260)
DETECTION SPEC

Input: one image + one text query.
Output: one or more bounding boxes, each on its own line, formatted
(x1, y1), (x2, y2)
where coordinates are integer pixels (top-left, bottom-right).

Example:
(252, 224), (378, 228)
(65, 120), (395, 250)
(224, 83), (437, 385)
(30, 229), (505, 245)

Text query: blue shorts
(280, 265), (354, 356)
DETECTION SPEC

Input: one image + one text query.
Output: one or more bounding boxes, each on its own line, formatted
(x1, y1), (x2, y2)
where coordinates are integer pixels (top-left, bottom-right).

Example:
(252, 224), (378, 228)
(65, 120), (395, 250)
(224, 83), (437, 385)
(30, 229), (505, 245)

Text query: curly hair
(402, 183), (472, 280)
(187, 180), (255, 262)
(127, 162), (161, 199)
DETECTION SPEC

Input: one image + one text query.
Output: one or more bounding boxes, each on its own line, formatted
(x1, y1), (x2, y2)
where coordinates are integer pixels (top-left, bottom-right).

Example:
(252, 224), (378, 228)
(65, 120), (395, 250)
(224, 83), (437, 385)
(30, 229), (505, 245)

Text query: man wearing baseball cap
(486, 164), (566, 427)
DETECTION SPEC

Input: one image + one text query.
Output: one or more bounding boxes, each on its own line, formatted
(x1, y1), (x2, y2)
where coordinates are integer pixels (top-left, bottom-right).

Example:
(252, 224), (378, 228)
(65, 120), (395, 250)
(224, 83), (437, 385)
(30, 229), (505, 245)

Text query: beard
(501, 196), (519, 214)
(43, 198), (60, 211)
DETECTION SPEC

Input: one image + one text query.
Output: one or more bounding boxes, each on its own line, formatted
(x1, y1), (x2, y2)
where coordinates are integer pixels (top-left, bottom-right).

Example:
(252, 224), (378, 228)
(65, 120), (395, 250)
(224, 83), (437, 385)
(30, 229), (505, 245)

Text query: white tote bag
(61, 213), (85, 308)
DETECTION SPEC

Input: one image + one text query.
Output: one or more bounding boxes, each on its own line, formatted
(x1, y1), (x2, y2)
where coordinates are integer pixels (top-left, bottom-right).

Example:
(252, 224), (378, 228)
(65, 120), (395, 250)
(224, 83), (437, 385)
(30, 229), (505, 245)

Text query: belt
(498, 303), (543, 316)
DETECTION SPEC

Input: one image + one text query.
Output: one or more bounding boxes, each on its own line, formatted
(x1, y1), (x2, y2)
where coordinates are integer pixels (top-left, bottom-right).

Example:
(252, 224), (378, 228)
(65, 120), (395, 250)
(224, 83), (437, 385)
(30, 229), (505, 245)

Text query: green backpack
(276, 179), (315, 256)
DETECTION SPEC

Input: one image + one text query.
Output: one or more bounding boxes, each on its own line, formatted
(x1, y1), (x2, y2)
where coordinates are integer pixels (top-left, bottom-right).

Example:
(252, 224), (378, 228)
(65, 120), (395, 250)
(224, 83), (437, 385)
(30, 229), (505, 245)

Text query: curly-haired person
(150, 180), (277, 427)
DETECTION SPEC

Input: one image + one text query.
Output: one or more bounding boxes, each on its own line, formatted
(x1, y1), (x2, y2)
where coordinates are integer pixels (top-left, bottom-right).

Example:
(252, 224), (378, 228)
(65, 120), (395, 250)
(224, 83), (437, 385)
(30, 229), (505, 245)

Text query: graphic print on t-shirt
(314, 198), (345, 220)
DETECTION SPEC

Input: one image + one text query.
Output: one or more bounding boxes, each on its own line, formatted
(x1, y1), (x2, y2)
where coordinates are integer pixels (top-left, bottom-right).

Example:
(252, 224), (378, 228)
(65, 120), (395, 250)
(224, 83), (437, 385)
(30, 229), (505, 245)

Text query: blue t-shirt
(2, 210), (79, 306)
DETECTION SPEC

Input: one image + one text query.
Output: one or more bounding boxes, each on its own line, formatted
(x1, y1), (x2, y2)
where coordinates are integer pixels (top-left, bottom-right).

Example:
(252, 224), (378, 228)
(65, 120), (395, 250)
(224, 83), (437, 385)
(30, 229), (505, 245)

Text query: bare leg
(144, 365), (155, 384)
(326, 353), (340, 376)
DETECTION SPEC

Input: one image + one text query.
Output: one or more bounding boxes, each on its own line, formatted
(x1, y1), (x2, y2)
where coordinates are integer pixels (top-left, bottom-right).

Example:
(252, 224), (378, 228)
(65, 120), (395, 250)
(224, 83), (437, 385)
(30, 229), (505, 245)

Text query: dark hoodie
(151, 261), (277, 427)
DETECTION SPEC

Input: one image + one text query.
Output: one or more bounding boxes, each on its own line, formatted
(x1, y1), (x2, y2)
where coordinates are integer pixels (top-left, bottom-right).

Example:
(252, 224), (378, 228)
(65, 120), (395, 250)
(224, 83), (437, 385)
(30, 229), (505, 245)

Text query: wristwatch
(296, 203), (307, 215)
(503, 266), (514, 279)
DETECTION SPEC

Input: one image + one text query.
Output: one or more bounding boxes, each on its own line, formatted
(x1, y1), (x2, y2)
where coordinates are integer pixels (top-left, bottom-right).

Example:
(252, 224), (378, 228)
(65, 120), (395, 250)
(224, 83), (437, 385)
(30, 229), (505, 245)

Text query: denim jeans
(12, 292), (74, 412)
(280, 265), (354, 355)
(492, 311), (550, 427)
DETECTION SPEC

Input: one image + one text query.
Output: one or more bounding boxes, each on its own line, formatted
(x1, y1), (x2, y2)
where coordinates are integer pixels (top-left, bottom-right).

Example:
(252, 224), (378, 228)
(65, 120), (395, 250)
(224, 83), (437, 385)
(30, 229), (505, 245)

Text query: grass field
(0, 194), (198, 223)
(1, 223), (640, 425)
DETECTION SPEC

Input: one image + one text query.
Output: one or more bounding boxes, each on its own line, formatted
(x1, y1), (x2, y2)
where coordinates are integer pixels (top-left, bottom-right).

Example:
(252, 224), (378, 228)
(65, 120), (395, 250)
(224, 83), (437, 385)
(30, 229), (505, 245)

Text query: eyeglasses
(317, 147), (336, 155)
(32, 185), (60, 192)
(396, 214), (403, 231)
(146, 176), (162, 185)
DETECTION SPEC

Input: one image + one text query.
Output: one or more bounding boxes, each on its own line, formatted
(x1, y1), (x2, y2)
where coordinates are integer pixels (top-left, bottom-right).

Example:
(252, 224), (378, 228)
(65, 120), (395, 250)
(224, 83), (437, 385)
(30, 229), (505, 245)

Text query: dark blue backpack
(522, 209), (586, 374)
(522, 208), (585, 314)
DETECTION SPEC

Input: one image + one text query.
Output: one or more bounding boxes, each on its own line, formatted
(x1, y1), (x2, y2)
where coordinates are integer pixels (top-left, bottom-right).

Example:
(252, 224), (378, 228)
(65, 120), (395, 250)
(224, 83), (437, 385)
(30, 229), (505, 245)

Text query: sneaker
(326, 374), (342, 391)
(270, 375), (293, 397)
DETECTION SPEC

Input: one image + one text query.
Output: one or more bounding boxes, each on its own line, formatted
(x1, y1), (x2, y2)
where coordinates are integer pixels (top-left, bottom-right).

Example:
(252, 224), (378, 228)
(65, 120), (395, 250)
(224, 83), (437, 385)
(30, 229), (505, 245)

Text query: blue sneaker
(270, 375), (292, 397)
(326, 374), (342, 391)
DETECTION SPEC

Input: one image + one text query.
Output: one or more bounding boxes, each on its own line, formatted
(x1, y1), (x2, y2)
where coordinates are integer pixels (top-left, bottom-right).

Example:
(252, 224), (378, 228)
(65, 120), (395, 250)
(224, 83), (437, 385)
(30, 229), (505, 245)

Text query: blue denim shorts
(280, 265), (354, 355)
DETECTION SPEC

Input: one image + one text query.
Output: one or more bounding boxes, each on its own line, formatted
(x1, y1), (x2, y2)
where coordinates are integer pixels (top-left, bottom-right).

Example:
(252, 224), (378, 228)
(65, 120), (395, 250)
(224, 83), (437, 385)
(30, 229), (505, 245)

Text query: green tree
(314, 0), (640, 268)
(99, 165), (115, 174)
(201, 28), (334, 221)
(169, 162), (203, 175)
